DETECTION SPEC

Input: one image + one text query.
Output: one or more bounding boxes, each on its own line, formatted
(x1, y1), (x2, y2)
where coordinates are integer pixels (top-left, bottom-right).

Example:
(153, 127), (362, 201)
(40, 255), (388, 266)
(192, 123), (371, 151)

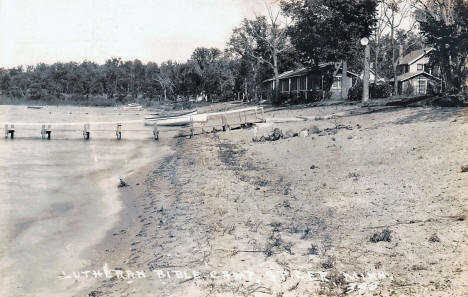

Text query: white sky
(0, 0), (275, 68)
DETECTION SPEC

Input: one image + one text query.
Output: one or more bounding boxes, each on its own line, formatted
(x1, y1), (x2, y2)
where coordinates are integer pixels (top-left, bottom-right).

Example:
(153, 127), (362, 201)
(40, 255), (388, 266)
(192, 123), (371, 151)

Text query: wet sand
(88, 105), (467, 297)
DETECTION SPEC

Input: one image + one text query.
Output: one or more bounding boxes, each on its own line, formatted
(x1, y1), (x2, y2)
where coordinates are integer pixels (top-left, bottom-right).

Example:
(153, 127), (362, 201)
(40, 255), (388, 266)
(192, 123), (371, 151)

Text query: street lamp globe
(360, 37), (369, 46)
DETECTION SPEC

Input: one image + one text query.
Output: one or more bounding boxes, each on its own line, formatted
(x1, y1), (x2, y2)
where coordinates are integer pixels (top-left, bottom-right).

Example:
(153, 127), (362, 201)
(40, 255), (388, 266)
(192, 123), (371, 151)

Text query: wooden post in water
(190, 117), (194, 137)
(116, 123), (122, 140)
(83, 124), (90, 140)
(41, 124), (52, 140)
(153, 123), (159, 140)
(221, 115), (229, 131)
(5, 124), (15, 139)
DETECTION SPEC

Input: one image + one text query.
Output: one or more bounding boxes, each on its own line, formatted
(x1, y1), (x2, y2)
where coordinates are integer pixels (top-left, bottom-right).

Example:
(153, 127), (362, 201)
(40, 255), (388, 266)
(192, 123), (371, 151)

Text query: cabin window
(300, 76), (307, 90)
(281, 80), (289, 92)
(332, 75), (341, 89)
(418, 79), (427, 94)
(291, 77), (297, 91)
(417, 64), (424, 71)
(307, 74), (317, 90)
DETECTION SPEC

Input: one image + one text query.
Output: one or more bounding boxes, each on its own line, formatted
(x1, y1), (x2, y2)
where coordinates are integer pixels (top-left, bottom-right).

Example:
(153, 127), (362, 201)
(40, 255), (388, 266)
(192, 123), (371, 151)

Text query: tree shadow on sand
(392, 107), (466, 125)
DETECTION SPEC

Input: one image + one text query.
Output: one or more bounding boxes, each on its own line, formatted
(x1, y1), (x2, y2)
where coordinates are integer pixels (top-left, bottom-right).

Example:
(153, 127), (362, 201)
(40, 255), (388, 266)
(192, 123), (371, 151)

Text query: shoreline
(74, 134), (177, 297)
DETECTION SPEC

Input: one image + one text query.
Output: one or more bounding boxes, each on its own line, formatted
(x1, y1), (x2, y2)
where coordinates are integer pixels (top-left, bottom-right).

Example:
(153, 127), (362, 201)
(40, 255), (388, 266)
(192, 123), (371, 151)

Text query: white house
(390, 48), (440, 95)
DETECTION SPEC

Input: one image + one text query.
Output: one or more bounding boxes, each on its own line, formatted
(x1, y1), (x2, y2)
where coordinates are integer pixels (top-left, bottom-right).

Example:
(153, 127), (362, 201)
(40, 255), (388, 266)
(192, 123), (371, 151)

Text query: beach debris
(322, 257), (336, 269)
(370, 229), (392, 243)
(299, 128), (309, 138)
(310, 125), (321, 134)
(88, 290), (103, 297)
(253, 128), (283, 142)
(429, 233), (440, 242)
(118, 178), (129, 188)
(270, 128), (283, 140)
(307, 244), (318, 255)
(412, 264), (427, 271)
(284, 129), (297, 139)
(461, 165), (468, 172)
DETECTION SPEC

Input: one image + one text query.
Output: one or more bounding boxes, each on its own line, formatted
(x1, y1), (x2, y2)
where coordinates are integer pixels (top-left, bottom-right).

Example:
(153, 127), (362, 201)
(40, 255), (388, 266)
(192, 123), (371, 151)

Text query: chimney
(399, 44), (404, 58)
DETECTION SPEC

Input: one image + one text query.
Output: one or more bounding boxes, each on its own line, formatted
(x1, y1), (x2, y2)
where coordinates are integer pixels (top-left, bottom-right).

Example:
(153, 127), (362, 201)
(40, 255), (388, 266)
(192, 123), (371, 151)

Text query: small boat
(147, 109), (197, 118)
(145, 110), (197, 120)
(27, 106), (43, 109)
(157, 114), (207, 126)
(124, 104), (143, 110)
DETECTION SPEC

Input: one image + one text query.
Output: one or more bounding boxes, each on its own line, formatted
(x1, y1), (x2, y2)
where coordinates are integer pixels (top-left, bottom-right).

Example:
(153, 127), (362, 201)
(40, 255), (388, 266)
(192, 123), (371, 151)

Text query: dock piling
(153, 124), (159, 140)
(41, 124), (52, 140)
(116, 123), (122, 140)
(83, 124), (90, 140)
(5, 124), (15, 139)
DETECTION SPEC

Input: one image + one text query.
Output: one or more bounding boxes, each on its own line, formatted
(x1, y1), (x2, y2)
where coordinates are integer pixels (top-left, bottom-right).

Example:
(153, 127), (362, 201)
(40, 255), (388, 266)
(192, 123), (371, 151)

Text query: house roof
(360, 69), (386, 82)
(389, 71), (440, 82)
(398, 48), (434, 66)
(262, 63), (355, 83)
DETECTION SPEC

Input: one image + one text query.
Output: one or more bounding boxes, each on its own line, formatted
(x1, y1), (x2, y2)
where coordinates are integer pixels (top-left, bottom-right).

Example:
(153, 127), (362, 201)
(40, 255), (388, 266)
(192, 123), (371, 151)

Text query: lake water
(0, 105), (168, 296)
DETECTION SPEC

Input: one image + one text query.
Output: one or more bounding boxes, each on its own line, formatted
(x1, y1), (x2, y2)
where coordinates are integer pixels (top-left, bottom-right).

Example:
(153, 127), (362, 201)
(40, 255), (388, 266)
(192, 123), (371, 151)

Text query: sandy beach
(75, 103), (468, 297)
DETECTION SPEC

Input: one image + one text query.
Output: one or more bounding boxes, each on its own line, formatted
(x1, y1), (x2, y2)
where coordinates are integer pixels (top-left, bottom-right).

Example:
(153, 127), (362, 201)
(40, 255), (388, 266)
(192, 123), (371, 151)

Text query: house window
(299, 77), (307, 90)
(332, 75), (342, 89)
(418, 79), (427, 94)
(417, 64), (424, 71)
(291, 77), (297, 91)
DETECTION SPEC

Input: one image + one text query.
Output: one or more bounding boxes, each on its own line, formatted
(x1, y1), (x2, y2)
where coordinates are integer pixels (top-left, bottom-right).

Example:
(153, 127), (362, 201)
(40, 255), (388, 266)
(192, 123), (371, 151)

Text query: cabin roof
(389, 71), (440, 82)
(398, 48), (434, 66)
(262, 63), (356, 83)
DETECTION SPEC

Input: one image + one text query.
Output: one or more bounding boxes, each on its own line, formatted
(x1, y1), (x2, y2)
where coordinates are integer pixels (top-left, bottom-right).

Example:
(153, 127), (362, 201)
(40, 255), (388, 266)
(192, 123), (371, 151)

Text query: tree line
(1, 0), (466, 105)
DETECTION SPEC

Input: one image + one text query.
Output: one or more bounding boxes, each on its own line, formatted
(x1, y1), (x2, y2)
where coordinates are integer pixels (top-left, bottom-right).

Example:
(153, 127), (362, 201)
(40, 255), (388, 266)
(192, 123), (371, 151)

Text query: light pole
(361, 37), (370, 105)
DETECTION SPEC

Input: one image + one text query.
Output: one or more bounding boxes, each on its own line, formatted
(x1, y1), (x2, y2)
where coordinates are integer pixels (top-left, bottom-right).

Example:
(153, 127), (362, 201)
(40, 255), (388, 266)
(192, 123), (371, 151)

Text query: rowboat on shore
(144, 111), (203, 126)
(156, 114), (207, 126)
(145, 109), (197, 119)
(124, 103), (143, 110)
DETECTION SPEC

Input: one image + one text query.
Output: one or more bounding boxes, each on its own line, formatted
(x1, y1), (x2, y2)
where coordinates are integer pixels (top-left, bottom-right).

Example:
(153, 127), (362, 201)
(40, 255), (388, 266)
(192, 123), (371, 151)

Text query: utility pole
(361, 37), (370, 105)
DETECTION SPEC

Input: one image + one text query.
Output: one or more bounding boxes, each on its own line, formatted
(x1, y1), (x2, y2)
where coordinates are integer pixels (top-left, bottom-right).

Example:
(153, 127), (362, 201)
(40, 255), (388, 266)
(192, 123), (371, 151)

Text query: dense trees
(282, 0), (378, 98)
(227, 9), (293, 100)
(0, 53), (238, 103)
(1, 0), (465, 105)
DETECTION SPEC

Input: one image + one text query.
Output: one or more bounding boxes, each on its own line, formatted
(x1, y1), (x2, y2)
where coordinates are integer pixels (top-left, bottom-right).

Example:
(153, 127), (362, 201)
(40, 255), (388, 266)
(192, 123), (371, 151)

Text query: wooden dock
(177, 106), (266, 137)
(1, 107), (266, 140)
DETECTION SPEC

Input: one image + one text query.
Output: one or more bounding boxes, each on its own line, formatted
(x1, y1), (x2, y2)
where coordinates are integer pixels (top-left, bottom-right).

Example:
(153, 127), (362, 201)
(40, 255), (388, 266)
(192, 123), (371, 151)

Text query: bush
(370, 82), (392, 98)
(348, 81), (392, 101)
(272, 90), (325, 106)
(348, 82), (363, 101)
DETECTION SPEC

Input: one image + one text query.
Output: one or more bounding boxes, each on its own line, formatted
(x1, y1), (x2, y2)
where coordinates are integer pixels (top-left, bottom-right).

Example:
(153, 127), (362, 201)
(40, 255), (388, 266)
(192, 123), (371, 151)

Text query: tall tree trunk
(465, 55), (468, 98)
(244, 80), (248, 101)
(391, 39), (398, 95)
(273, 48), (279, 99)
(375, 46), (379, 82)
(341, 60), (348, 100)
